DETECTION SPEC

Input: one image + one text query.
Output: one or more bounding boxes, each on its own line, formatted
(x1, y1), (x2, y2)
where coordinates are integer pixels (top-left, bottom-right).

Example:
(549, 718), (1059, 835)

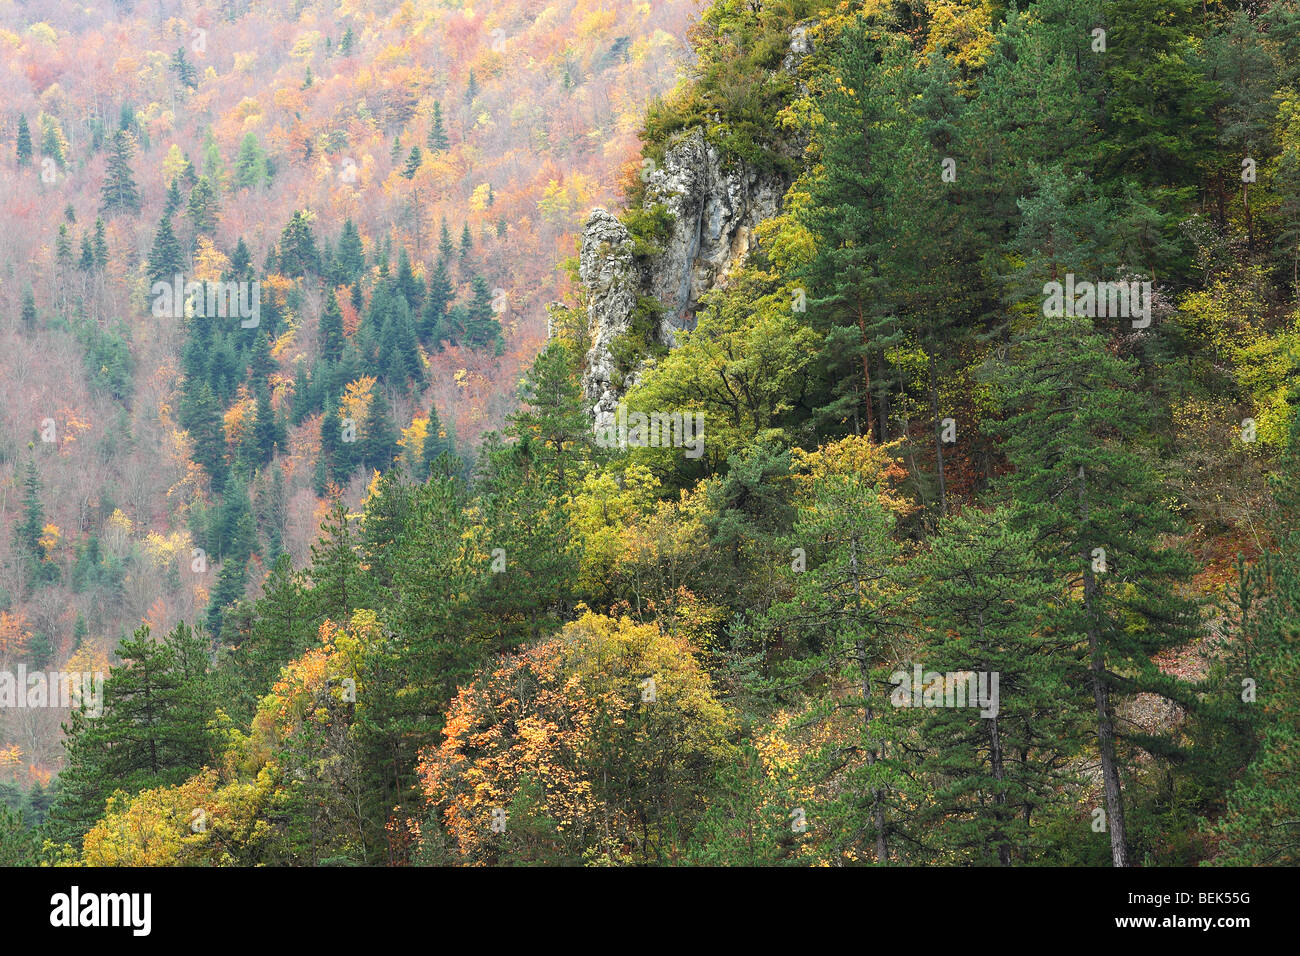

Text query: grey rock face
(576, 23), (816, 429)
(579, 130), (786, 427)
(578, 208), (641, 429)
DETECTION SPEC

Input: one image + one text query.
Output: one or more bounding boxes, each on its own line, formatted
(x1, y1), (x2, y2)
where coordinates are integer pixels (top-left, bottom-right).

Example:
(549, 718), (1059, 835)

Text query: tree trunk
(979, 609), (1010, 865)
(855, 304), (876, 441)
(928, 350), (948, 517)
(1078, 464), (1130, 867)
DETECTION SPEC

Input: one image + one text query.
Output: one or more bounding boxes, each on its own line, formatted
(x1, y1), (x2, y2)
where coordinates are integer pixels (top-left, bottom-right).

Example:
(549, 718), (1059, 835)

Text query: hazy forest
(0, 0), (1298, 869)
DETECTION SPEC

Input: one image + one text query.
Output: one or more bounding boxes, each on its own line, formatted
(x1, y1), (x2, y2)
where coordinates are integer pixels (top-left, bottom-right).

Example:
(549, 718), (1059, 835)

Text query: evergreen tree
(43, 622), (217, 849)
(146, 215), (184, 282)
(358, 388), (399, 474)
(233, 131), (270, 190)
(427, 101), (449, 151)
(224, 554), (315, 720)
(99, 129), (140, 215)
(421, 402), (457, 478)
(910, 506), (1084, 864)
(308, 497), (362, 622)
(163, 178), (183, 218)
(458, 222), (473, 262)
(277, 210), (319, 277)
(15, 114), (32, 166)
(20, 287), (36, 330)
(186, 176), (219, 236)
(508, 340), (590, 488)
(91, 218), (108, 270)
(992, 311), (1201, 867)
(251, 382), (284, 465)
(421, 258), (453, 346)
(438, 218), (454, 261)
(319, 288), (346, 364)
(181, 381), (229, 489)
(462, 275), (503, 352)
(14, 457), (46, 561)
(171, 46), (198, 89)
(335, 219), (366, 285)
(402, 145), (422, 179)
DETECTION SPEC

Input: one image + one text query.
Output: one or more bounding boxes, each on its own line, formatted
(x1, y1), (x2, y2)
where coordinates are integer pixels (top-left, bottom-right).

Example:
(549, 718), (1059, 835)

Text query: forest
(2, 0), (1300, 868)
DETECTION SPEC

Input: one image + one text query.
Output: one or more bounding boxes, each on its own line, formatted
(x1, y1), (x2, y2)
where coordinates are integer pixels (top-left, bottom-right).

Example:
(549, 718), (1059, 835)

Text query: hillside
(0, 0), (700, 784)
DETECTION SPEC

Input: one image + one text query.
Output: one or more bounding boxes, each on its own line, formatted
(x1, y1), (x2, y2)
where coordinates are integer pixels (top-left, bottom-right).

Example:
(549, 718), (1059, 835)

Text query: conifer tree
(427, 101), (449, 151)
(100, 129), (141, 215)
(910, 506), (1085, 864)
(15, 114), (32, 166)
(402, 145), (422, 179)
(319, 288), (346, 364)
(992, 311), (1201, 867)
(43, 622), (217, 849)
(147, 215), (184, 282)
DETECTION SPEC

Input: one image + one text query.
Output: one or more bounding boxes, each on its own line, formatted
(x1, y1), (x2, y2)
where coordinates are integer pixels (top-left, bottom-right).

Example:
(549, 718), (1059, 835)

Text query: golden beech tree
(416, 610), (736, 865)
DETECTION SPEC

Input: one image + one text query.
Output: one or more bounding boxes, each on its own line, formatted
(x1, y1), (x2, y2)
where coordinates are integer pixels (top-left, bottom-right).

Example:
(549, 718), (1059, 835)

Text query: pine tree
(1208, 404), (1300, 864)
(233, 131), (269, 189)
(319, 288), (346, 364)
(20, 287), (36, 330)
(910, 506), (1085, 864)
(427, 100), (449, 151)
(78, 234), (94, 272)
(43, 622), (217, 849)
(308, 497), (362, 622)
(181, 381), (229, 489)
(754, 439), (912, 863)
(15, 114), (32, 166)
(91, 218), (108, 270)
(277, 210), (319, 277)
(992, 311), (1201, 867)
(335, 218), (365, 285)
(206, 555), (249, 638)
(421, 402), (457, 478)
(225, 553), (315, 720)
(228, 236), (252, 281)
(459, 222), (473, 262)
(438, 218), (454, 261)
(99, 129), (140, 215)
(359, 388), (399, 474)
(171, 46), (198, 89)
(14, 457), (46, 561)
(508, 340), (589, 488)
(462, 275), (503, 352)
(186, 176), (219, 236)
(402, 145), (422, 179)
(146, 215), (183, 282)
(395, 247), (422, 313)
(421, 258), (453, 347)
(251, 382), (284, 465)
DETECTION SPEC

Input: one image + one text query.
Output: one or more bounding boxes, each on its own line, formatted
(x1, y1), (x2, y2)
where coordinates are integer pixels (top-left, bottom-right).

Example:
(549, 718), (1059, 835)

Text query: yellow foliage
(26, 22), (57, 46)
(790, 435), (916, 518)
(223, 389), (256, 446)
(340, 375), (377, 426)
(143, 529), (193, 571)
(38, 523), (61, 555)
(468, 182), (493, 211)
(399, 414), (429, 461)
(192, 237), (229, 283)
